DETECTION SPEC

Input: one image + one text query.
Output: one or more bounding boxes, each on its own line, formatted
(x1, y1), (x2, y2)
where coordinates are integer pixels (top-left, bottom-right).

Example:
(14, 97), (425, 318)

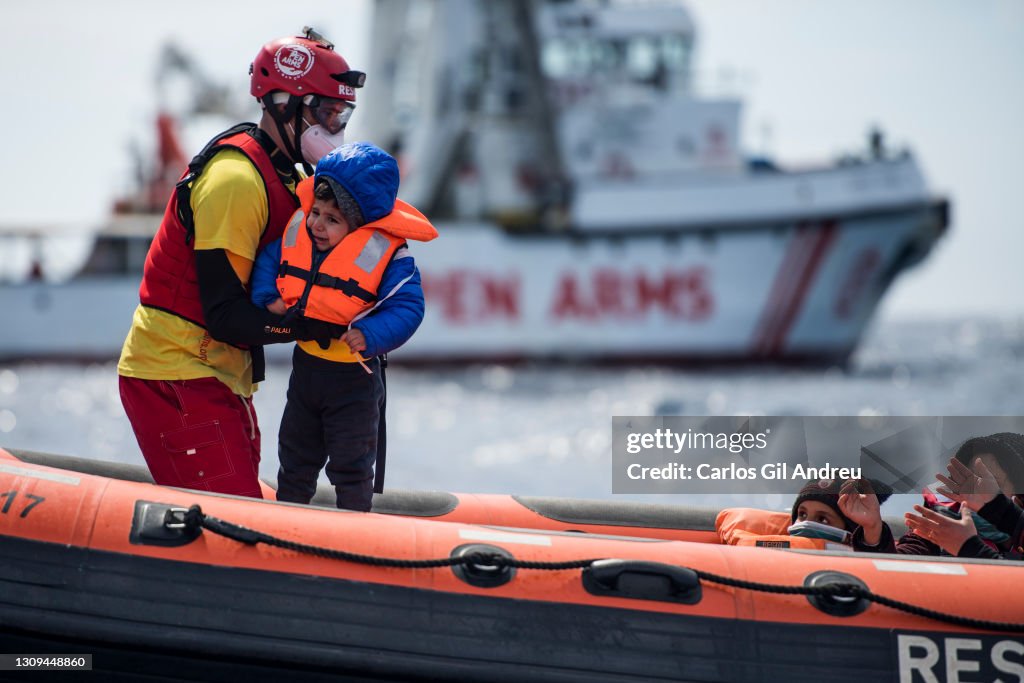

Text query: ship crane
(363, 0), (570, 229)
(116, 43), (247, 215)
(155, 43), (242, 120)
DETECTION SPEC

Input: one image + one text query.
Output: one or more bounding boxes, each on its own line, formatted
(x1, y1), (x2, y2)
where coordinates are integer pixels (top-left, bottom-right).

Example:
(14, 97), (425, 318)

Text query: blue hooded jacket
(251, 142), (428, 357)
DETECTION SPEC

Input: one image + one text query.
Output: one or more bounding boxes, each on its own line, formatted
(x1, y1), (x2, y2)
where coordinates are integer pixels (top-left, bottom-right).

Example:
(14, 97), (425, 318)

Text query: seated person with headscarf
(902, 433), (1024, 560)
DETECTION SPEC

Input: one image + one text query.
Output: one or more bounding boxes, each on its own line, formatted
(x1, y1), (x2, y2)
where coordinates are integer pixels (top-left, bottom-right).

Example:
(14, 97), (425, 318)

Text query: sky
(2, 0), (1022, 318)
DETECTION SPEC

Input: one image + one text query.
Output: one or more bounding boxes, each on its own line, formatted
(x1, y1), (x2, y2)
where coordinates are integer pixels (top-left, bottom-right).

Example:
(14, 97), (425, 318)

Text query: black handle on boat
(130, 502), (202, 547)
(450, 544), (516, 588)
(582, 560), (702, 605)
(803, 570), (870, 617)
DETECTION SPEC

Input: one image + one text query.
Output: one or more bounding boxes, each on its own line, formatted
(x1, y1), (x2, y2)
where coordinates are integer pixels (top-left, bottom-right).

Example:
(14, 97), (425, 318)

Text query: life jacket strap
(312, 272), (377, 303)
(279, 263), (377, 303)
(279, 261), (304, 279)
(175, 123), (261, 245)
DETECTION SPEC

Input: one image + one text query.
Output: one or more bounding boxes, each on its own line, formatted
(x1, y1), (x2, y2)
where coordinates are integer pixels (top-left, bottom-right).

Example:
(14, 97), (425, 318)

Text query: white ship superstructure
(357, 0), (946, 362)
(0, 0), (947, 363)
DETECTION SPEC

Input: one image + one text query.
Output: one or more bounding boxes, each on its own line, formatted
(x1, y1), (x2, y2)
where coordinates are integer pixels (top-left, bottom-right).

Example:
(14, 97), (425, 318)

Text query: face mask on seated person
(787, 520), (851, 544)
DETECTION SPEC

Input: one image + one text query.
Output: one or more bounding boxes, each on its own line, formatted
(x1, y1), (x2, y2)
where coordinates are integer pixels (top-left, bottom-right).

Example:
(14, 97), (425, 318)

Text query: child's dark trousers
(277, 347), (383, 511)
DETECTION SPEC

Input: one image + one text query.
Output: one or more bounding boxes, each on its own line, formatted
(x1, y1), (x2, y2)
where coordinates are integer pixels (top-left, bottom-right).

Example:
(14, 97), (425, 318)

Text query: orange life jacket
(276, 177), (438, 361)
(715, 507), (839, 551)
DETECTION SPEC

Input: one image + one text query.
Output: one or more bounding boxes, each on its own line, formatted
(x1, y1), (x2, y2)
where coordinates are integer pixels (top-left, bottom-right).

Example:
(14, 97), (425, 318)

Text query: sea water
(1, 316), (1021, 514)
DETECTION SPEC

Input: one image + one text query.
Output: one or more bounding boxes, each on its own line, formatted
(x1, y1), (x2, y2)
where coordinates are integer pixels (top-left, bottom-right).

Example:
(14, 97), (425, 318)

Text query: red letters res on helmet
(250, 29), (364, 102)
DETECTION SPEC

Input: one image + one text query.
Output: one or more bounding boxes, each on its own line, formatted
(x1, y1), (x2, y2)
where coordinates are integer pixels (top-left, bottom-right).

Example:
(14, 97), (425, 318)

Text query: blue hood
(314, 142), (400, 224)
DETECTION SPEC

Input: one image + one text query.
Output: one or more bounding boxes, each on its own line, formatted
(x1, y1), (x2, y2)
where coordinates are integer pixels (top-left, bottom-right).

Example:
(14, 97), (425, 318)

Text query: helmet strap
(262, 93), (313, 174)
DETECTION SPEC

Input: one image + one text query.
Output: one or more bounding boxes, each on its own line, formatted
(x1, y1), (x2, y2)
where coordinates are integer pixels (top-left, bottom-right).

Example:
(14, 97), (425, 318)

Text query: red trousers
(119, 375), (263, 498)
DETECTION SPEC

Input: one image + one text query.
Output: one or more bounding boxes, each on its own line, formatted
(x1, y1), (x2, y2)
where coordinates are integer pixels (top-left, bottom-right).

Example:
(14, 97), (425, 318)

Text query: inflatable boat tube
(0, 448), (1021, 683)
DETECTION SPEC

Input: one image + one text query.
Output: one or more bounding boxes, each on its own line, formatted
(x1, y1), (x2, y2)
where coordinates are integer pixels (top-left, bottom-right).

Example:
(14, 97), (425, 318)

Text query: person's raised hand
(904, 505), (978, 555)
(936, 457), (1000, 511)
(838, 479), (883, 544)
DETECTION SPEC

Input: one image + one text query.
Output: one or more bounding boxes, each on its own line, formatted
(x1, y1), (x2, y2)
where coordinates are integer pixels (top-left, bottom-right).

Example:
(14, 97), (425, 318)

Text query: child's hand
(267, 298), (287, 315)
(935, 457), (1000, 511)
(341, 328), (366, 353)
(838, 480), (883, 544)
(904, 505), (978, 555)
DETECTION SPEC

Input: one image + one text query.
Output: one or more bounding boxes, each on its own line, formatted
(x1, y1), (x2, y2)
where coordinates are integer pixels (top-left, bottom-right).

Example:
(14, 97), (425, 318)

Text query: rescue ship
(0, 0), (947, 363)
(1, 447), (1021, 682)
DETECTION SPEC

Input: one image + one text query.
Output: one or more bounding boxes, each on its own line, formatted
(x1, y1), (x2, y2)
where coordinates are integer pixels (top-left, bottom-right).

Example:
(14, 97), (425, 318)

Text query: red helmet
(249, 28), (365, 102)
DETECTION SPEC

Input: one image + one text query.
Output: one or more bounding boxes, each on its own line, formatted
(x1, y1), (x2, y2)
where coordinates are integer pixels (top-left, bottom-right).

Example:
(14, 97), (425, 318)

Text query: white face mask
(300, 124), (346, 167)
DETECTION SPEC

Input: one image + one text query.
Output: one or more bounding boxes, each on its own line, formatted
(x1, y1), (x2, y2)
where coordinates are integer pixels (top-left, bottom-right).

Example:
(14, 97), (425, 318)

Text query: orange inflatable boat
(1, 447), (1021, 682)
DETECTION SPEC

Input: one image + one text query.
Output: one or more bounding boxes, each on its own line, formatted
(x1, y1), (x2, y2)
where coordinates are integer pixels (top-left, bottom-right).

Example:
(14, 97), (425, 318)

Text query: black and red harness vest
(138, 123), (299, 327)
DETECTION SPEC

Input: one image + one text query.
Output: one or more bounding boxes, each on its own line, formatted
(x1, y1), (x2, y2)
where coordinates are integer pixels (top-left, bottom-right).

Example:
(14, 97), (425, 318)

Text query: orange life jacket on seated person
(715, 507), (840, 551)
(276, 177), (438, 362)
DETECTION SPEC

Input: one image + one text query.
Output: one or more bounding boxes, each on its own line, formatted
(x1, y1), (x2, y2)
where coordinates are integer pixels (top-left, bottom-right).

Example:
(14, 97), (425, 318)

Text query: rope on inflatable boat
(689, 568), (1024, 634)
(176, 505), (1024, 634)
(178, 505), (597, 571)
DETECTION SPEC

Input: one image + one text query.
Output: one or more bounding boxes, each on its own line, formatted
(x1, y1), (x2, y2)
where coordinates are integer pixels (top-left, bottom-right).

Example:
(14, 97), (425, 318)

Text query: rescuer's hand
(281, 308), (347, 350)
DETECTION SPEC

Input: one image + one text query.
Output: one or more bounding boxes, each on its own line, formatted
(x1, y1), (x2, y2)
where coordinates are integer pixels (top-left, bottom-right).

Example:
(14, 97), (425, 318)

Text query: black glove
(281, 308), (347, 350)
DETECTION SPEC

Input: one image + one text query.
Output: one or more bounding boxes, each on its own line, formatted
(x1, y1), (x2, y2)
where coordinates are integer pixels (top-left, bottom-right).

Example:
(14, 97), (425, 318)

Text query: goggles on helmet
(304, 95), (355, 135)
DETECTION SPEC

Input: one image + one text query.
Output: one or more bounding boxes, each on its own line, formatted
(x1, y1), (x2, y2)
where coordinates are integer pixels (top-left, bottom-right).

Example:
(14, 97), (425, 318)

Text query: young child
(901, 432), (1024, 559)
(250, 142), (438, 511)
(717, 478), (894, 552)
(790, 478), (895, 552)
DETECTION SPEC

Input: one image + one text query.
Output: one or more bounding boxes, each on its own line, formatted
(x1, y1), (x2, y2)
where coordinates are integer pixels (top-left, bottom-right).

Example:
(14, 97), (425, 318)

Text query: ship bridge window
(542, 34), (691, 89)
